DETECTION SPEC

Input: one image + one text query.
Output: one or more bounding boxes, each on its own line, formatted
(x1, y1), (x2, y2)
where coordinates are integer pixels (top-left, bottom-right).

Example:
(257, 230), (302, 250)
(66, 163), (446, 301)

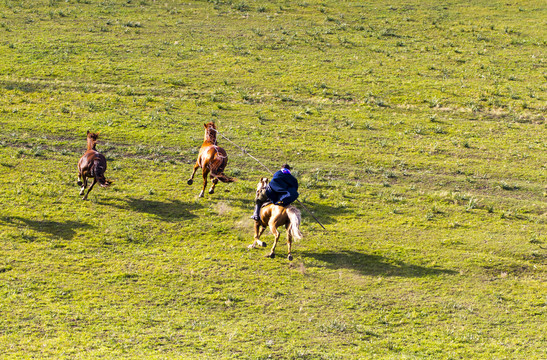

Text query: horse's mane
(204, 122), (217, 144)
(86, 131), (99, 149)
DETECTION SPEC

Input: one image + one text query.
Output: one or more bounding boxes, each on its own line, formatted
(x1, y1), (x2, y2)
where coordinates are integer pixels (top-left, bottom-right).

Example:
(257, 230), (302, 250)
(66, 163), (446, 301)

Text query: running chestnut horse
(77, 131), (111, 200)
(187, 122), (235, 197)
(248, 177), (303, 260)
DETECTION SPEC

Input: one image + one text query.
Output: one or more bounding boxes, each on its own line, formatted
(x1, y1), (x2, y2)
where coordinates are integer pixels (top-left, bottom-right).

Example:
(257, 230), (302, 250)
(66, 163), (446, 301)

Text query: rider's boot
(251, 200), (264, 221)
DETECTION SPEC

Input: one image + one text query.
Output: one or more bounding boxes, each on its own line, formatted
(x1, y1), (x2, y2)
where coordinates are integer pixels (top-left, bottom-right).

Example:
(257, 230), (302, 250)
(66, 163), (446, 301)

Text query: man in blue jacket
(251, 164), (299, 221)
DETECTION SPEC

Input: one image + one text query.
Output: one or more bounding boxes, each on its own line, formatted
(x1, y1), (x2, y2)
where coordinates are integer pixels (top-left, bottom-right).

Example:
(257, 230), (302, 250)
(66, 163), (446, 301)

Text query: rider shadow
(303, 250), (456, 278)
(110, 198), (202, 221)
(1, 216), (91, 240)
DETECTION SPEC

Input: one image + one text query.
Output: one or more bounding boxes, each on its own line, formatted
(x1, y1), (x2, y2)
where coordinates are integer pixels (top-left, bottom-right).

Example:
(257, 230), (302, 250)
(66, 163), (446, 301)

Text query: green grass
(0, 0), (546, 358)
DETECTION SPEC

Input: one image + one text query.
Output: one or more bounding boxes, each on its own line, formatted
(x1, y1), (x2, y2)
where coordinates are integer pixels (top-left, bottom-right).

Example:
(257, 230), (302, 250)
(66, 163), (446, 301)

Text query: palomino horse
(187, 122), (235, 197)
(248, 177), (303, 260)
(77, 131), (111, 200)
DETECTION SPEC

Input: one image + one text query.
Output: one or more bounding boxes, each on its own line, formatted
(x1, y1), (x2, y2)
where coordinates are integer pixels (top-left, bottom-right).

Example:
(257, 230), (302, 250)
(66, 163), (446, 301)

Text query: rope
(212, 145), (227, 159)
(213, 128), (327, 230)
(213, 129), (274, 175)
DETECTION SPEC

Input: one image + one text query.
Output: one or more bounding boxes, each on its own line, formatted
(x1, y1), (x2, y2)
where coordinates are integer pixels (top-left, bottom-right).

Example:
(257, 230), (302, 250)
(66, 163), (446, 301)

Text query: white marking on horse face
(256, 177), (269, 191)
(256, 177), (269, 197)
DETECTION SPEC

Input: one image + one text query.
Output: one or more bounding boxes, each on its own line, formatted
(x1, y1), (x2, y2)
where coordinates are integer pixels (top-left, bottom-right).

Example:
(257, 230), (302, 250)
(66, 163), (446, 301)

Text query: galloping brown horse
(187, 122), (235, 197)
(77, 131), (111, 200)
(248, 177), (303, 260)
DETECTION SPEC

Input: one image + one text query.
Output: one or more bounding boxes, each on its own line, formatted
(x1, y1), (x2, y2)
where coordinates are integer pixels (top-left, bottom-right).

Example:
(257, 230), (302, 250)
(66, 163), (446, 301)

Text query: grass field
(0, 0), (546, 358)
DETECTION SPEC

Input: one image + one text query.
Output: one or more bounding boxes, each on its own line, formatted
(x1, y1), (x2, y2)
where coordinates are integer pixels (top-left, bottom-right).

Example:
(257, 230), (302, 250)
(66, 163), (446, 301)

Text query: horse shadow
(108, 198), (202, 221)
(0, 216), (91, 240)
(303, 250), (456, 278)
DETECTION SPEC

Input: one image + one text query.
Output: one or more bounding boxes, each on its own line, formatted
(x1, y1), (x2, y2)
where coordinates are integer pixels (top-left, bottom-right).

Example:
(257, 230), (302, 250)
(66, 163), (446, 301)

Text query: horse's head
(86, 130), (99, 140)
(203, 122), (217, 143)
(86, 130), (99, 149)
(256, 177), (269, 196)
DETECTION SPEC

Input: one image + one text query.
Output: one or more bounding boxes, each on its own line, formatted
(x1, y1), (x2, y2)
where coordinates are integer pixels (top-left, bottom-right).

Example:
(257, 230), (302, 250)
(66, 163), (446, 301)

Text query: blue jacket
(266, 170), (299, 206)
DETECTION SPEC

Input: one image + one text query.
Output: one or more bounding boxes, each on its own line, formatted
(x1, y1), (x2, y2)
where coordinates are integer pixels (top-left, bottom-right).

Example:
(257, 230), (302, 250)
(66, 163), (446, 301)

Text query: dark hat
(281, 164), (291, 170)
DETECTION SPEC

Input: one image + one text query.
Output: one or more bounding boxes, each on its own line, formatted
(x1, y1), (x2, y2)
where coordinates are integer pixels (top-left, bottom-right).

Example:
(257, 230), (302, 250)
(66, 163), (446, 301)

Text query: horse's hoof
(198, 192), (204, 198)
(288, 254), (293, 261)
(77, 181), (83, 186)
(208, 189), (214, 194)
(265, 253), (275, 259)
(187, 179), (193, 185)
(261, 242), (267, 247)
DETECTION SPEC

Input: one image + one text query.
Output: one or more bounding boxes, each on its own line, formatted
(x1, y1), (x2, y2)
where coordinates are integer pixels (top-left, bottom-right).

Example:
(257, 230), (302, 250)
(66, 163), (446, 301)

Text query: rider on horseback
(251, 164), (299, 221)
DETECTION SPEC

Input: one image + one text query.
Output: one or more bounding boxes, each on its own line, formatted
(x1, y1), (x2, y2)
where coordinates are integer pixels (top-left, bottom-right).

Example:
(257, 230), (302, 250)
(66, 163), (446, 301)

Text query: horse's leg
(187, 163), (200, 185)
(83, 178), (96, 200)
(77, 169), (83, 187)
(249, 222), (268, 249)
(286, 225), (293, 261)
(258, 226), (267, 244)
(209, 177), (218, 194)
(199, 167), (209, 197)
(266, 223), (280, 259)
(79, 176), (87, 196)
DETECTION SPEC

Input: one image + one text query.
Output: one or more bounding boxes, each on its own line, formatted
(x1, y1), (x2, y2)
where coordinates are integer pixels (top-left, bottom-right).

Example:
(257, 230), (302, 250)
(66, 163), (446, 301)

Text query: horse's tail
(286, 206), (303, 241)
(92, 157), (112, 188)
(212, 172), (236, 183)
(210, 153), (236, 183)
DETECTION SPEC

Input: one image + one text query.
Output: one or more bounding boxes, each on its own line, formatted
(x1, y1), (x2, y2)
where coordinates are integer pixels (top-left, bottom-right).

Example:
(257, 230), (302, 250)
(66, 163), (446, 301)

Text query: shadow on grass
(108, 198), (202, 221)
(297, 200), (354, 225)
(0, 216), (91, 240)
(0, 80), (47, 93)
(303, 250), (456, 277)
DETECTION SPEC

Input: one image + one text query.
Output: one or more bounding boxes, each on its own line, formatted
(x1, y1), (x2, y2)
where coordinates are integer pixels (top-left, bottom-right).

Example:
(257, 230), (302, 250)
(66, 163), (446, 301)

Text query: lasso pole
(296, 199), (326, 230)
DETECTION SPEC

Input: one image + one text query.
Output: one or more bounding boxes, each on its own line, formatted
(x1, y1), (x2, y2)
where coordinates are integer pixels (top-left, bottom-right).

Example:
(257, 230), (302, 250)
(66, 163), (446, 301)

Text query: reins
(212, 128), (327, 230)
